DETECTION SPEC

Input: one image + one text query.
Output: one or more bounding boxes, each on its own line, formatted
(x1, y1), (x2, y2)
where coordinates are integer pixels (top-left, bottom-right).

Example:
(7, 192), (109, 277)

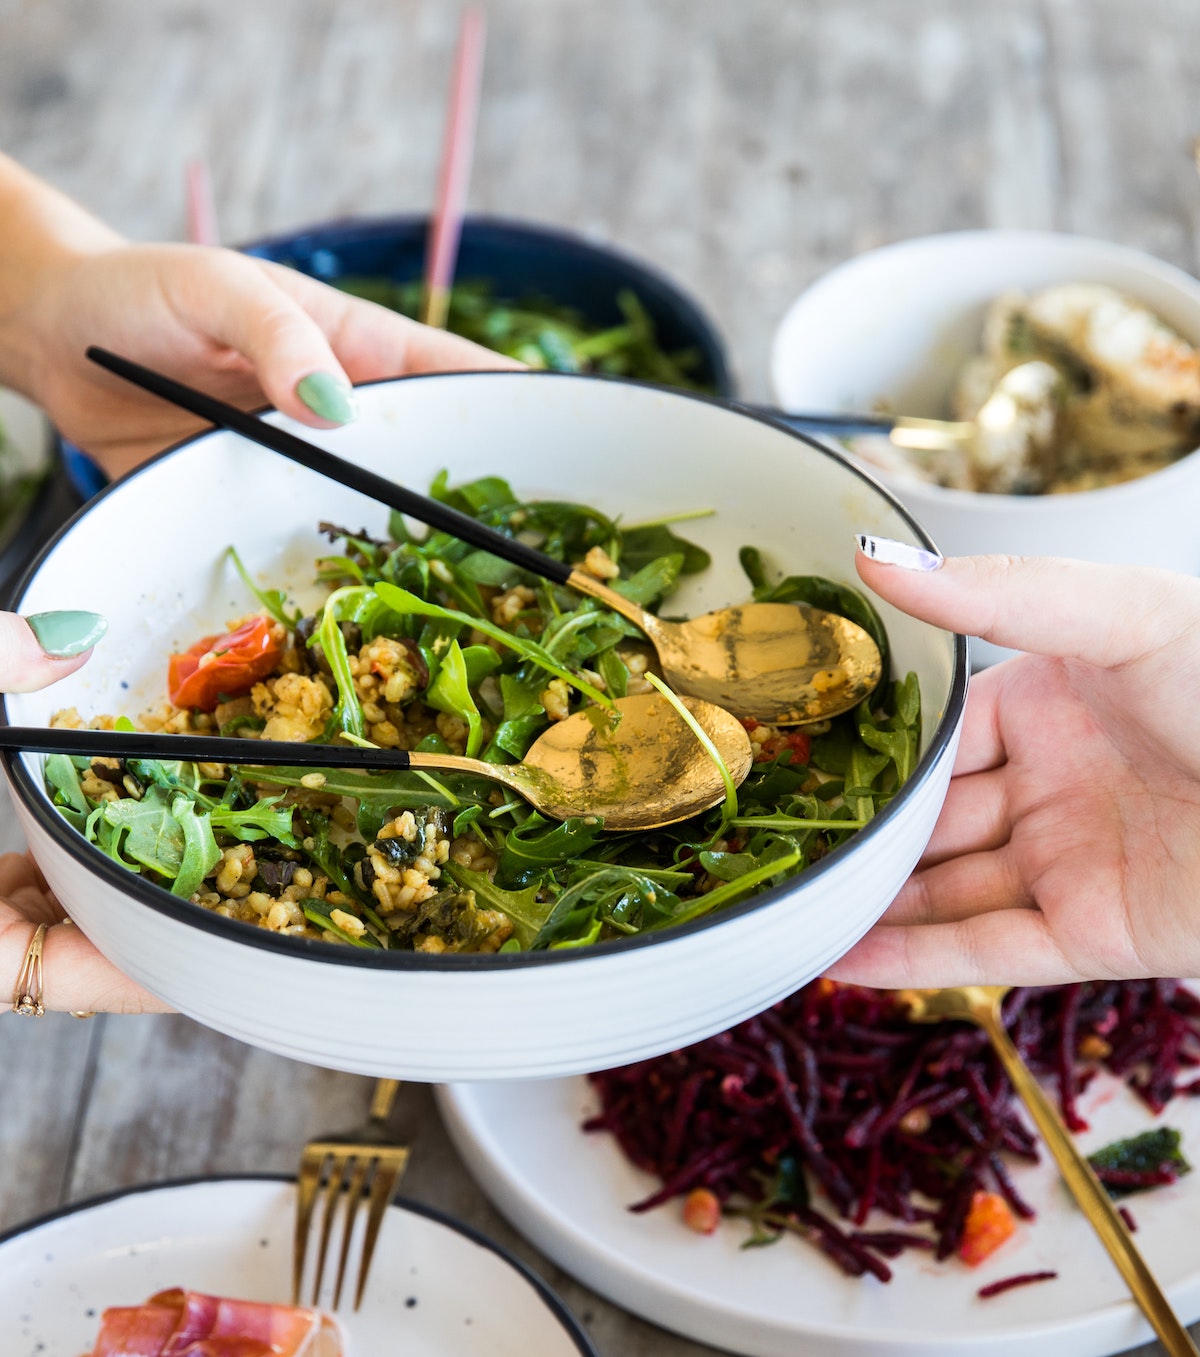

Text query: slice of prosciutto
(88, 1288), (344, 1357)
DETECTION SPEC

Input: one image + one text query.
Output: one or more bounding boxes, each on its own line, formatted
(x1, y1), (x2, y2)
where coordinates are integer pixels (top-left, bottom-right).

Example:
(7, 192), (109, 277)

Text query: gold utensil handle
(981, 1010), (1200, 1356)
(370, 1078), (401, 1122)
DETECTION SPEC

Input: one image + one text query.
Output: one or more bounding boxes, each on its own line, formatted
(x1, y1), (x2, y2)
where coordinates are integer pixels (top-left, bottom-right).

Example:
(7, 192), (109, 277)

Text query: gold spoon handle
(979, 1007), (1199, 1356)
(566, 567), (652, 631)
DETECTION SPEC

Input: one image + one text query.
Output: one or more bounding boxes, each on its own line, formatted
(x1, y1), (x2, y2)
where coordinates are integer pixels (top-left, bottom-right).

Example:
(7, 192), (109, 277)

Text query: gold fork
(898, 986), (1200, 1357)
(293, 1077), (414, 1311)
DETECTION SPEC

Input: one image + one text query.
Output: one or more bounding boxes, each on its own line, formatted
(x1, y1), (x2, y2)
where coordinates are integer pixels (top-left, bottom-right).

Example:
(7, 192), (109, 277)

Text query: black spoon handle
(85, 346), (575, 586)
(0, 725), (417, 771)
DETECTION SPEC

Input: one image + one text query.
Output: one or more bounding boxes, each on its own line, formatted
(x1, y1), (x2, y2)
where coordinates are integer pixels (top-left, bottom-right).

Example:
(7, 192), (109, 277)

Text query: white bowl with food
(770, 230), (1200, 664)
(1, 373), (966, 1080)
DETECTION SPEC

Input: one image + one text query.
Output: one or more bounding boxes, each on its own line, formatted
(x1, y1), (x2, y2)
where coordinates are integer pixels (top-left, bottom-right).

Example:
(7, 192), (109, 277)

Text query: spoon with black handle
(84, 346), (882, 727)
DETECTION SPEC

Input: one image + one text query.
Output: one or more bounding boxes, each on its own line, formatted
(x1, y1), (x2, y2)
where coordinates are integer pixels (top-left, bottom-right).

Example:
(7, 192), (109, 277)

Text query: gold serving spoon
(85, 347), (883, 727)
(5, 692), (751, 832)
(899, 986), (1200, 1357)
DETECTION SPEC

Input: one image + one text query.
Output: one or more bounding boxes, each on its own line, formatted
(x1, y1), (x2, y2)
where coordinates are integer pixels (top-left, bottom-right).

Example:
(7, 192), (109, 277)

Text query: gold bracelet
(11, 922), (47, 1017)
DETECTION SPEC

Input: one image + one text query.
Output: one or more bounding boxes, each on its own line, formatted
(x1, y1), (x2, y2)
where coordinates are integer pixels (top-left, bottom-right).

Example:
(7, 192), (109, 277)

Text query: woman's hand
(22, 242), (517, 480)
(1, 611), (170, 1014)
(0, 152), (516, 480)
(828, 547), (1200, 988)
(0, 855), (171, 1015)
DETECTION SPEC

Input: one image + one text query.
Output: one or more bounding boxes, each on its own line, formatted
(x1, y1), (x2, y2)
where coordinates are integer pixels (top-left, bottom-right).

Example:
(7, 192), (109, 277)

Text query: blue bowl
(63, 214), (734, 500)
(244, 213), (734, 395)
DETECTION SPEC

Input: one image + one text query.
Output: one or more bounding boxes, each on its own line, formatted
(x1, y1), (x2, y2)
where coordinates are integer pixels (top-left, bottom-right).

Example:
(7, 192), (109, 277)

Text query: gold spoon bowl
(406, 690), (752, 830)
(568, 574), (882, 726)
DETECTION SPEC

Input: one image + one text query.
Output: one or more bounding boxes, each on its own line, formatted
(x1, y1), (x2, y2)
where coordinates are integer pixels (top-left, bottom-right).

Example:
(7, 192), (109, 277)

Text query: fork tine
(332, 1154), (373, 1310)
(292, 1150), (325, 1305)
(294, 1079), (416, 1312)
(353, 1149), (411, 1310)
(312, 1153), (350, 1306)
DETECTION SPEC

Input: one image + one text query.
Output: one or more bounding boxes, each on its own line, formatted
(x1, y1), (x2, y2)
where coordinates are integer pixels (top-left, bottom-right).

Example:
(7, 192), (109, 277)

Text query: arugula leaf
(496, 814), (608, 887)
(698, 850), (762, 881)
(663, 849), (802, 927)
(620, 523), (711, 575)
(425, 640), (483, 758)
(301, 897), (383, 948)
(611, 553), (684, 606)
(444, 862), (550, 949)
(302, 809), (363, 902)
(373, 582), (610, 708)
(597, 648), (629, 699)
(170, 794), (222, 898)
(738, 545), (769, 591)
(451, 804), (485, 837)
(227, 545), (301, 627)
(315, 554), (368, 587)
(101, 787), (186, 881)
(429, 472), (518, 517)
(484, 713), (546, 762)
(210, 795), (298, 846)
(315, 586), (368, 740)
(45, 754), (89, 826)
(462, 644), (503, 687)
(529, 866), (680, 948)
(455, 549), (521, 588)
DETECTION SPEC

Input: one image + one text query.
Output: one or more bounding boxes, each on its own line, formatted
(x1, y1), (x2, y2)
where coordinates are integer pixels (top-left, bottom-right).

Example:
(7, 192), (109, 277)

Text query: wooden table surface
(3, 2), (1200, 1353)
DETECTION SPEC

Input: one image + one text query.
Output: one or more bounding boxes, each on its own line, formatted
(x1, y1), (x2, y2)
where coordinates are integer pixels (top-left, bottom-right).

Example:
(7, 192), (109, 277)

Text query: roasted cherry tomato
(168, 616), (284, 712)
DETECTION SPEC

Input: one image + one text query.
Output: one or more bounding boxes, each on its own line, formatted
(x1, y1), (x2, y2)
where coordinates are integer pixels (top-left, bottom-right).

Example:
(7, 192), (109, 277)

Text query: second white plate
(438, 1071), (1200, 1357)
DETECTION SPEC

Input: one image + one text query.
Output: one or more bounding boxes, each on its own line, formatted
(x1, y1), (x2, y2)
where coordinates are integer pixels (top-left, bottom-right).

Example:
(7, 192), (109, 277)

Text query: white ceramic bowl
(2, 374), (966, 1080)
(770, 230), (1200, 665)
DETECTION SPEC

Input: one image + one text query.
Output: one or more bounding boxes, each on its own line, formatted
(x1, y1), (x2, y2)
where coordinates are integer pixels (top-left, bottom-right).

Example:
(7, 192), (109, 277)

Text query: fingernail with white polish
(26, 610), (108, 658)
(856, 534), (944, 571)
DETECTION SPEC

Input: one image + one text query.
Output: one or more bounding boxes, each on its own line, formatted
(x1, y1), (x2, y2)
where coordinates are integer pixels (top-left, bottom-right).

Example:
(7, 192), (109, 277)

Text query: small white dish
(0, 1174), (596, 1357)
(1, 372), (966, 1080)
(437, 1069), (1200, 1357)
(770, 230), (1200, 665)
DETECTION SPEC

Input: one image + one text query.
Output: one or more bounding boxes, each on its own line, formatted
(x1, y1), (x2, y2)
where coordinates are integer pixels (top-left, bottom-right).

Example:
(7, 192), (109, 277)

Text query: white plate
(1, 1175), (596, 1357)
(438, 1067), (1200, 1357)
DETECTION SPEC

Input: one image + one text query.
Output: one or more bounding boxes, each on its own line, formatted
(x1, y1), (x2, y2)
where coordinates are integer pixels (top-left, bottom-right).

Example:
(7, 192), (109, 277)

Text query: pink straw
(185, 157), (220, 246)
(420, 7), (486, 328)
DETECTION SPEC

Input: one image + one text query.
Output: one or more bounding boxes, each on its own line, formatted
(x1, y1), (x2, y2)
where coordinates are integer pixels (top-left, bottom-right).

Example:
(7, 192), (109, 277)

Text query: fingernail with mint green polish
(26, 610), (108, 658)
(856, 534), (944, 572)
(296, 371), (357, 425)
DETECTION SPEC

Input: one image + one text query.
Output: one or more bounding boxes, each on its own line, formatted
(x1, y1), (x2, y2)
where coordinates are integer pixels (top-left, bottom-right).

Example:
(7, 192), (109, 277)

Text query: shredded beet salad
(585, 979), (1200, 1283)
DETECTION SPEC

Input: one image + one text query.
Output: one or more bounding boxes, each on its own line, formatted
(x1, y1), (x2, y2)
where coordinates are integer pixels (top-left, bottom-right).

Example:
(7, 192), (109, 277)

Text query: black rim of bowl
(0, 1171), (601, 1356)
(1, 370), (969, 972)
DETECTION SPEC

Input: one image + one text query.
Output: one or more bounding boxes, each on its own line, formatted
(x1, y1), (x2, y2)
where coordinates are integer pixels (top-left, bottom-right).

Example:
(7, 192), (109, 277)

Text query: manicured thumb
(0, 610), (106, 692)
(855, 542), (1200, 668)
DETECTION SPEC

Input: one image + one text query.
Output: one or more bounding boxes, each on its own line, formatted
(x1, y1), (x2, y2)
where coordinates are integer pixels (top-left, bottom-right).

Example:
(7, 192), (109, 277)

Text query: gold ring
(11, 922), (47, 1017)
(69, 1010), (97, 1019)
